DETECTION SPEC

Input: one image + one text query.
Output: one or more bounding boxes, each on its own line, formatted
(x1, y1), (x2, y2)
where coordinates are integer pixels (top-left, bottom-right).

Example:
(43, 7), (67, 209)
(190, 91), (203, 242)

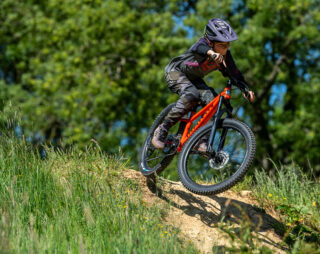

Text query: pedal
(163, 135), (179, 154)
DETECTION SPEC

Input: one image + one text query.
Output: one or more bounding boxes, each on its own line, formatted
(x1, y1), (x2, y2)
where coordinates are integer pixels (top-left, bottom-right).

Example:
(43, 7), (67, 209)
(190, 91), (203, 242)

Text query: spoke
(146, 155), (166, 162)
(185, 125), (248, 187)
(229, 156), (245, 161)
(147, 149), (155, 157)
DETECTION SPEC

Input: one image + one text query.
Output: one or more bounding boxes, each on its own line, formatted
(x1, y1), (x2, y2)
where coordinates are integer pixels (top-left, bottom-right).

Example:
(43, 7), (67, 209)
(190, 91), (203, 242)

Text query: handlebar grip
(244, 90), (253, 104)
(244, 90), (250, 98)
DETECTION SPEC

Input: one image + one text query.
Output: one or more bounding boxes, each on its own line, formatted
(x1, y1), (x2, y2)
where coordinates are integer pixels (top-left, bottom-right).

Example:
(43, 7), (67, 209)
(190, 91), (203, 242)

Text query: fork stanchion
(206, 95), (224, 155)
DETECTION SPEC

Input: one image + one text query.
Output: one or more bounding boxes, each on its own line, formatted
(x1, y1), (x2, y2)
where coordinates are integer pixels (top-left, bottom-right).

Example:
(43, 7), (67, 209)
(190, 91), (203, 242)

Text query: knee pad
(201, 90), (215, 105)
(183, 88), (200, 102)
(181, 92), (200, 110)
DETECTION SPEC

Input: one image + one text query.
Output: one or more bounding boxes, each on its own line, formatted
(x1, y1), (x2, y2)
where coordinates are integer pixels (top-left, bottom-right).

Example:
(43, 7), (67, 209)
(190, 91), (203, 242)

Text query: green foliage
(230, 174), (254, 193)
(252, 161), (320, 250)
(0, 0), (189, 153)
(253, 162), (320, 229)
(272, 74), (320, 169)
(0, 113), (197, 253)
(1, 0), (320, 173)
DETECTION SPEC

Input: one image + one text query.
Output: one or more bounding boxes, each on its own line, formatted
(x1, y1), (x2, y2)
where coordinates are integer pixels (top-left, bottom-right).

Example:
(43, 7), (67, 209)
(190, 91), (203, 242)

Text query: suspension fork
(217, 99), (233, 152)
(207, 96), (233, 155)
(217, 128), (228, 152)
(207, 95), (224, 154)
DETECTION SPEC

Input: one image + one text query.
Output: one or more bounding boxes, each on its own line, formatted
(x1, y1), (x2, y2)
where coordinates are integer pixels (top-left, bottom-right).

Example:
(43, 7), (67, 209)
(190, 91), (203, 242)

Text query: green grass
(253, 162), (320, 230)
(250, 162), (320, 250)
(1, 106), (319, 253)
(226, 160), (320, 251)
(0, 131), (197, 253)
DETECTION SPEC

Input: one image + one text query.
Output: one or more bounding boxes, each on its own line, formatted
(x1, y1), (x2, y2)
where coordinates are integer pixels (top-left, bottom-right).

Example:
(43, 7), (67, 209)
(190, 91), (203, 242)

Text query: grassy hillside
(0, 131), (197, 253)
(230, 164), (320, 252)
(0, 108), (319, 253)
(253, 163), (320, 231)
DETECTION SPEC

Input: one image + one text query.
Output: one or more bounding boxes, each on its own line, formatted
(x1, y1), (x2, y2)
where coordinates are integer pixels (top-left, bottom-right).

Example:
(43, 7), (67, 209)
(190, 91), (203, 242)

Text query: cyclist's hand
(210, 52), (225, 65)
(243, 91), (255, 102)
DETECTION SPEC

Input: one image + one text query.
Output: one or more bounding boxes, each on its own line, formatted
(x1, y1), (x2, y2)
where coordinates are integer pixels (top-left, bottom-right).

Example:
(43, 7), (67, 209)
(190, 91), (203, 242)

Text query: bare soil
(123, 169), (288, 253)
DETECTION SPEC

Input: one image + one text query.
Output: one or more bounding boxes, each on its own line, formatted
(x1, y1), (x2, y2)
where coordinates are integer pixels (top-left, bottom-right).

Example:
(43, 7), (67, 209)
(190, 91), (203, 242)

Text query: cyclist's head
(211, 41), (230, 56)
(204, 18), (238, 43)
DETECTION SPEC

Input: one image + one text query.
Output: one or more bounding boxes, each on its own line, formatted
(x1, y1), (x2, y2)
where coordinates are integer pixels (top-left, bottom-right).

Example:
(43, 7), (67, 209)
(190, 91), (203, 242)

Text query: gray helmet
(204, 18), (238, 42)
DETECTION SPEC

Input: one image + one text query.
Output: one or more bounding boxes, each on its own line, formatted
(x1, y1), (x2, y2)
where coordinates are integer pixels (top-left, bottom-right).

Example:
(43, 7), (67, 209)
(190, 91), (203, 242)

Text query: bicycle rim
(184, 125), (248, 187)
(140, 121), (185, 175)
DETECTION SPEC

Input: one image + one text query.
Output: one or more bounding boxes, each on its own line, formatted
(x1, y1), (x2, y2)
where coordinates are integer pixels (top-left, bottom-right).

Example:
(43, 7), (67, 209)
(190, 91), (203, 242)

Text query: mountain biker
(152, 18), (255, 152)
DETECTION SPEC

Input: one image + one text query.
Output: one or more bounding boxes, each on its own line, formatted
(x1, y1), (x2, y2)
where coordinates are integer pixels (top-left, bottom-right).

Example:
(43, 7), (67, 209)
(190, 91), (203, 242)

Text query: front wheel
(177, 118), (256, 195)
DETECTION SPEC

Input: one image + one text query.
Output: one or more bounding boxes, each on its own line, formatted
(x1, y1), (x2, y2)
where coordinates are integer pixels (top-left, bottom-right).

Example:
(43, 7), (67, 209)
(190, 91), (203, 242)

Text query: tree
(0, 0), (190, 154)
(1, 0), (320, 173)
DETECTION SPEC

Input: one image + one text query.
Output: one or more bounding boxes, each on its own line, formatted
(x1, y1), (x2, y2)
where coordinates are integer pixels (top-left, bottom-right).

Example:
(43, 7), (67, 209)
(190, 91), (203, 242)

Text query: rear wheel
(177, 118), (255, 195)
(139, 103), (186, 176)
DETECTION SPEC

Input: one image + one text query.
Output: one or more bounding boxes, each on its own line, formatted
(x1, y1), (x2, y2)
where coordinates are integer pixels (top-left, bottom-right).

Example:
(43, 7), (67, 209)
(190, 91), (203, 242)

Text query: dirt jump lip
(123, 169), (288, 254)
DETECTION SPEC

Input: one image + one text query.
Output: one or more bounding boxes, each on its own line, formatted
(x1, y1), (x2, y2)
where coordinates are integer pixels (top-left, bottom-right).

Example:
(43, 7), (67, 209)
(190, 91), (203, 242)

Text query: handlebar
(215, 59), (251, 100)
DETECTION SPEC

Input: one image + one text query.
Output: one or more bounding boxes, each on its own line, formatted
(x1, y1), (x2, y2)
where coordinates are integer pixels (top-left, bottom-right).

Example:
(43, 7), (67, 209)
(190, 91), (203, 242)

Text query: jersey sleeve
(189, 38), (211, 56)
(220, 50), (249, 93)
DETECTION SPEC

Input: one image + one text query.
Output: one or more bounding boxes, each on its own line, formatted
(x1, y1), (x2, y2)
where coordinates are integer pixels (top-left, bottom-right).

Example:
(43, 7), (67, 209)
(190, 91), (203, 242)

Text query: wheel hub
(209, 151), (229, 170)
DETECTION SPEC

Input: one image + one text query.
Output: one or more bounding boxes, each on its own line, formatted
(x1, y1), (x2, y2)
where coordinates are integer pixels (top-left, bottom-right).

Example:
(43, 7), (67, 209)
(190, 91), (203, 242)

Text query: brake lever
(243, 91), (250, 101)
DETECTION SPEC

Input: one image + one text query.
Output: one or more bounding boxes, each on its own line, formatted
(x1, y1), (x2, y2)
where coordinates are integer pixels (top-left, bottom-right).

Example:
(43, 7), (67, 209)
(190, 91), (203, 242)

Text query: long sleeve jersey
(165, 37), (249, 93)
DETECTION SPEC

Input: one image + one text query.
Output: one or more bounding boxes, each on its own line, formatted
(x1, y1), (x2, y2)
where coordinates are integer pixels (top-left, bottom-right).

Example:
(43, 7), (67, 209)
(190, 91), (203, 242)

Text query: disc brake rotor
(209, 151), (230, 170)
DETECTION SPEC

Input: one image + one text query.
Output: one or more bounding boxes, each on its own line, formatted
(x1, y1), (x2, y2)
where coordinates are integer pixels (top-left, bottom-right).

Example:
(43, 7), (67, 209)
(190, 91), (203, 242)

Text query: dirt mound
(123, 170), (287, 253)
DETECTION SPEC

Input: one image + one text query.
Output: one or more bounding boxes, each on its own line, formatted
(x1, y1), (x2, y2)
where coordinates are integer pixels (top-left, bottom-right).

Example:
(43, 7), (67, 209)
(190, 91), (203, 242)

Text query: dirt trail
(123, 170), (288, 254)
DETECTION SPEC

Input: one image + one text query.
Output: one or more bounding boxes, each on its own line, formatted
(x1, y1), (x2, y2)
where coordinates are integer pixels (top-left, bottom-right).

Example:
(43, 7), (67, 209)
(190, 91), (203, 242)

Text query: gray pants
(163, 71), (218, 128)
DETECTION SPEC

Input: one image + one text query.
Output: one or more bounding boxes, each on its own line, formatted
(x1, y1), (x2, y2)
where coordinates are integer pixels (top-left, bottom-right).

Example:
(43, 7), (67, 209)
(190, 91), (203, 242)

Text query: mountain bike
(139, 65), (256, 195)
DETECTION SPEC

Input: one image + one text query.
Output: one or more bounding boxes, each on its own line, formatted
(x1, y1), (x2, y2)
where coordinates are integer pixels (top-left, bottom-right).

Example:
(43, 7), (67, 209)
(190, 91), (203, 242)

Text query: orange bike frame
(177, 87), (232, 152)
